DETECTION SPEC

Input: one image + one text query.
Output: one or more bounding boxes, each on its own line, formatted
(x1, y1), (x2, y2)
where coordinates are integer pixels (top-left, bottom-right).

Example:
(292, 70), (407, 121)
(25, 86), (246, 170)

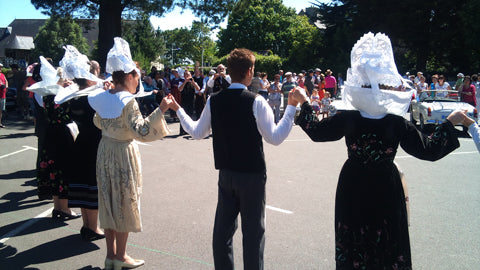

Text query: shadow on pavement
(0, 169), (36, 180)
(0, 132), (35, 139)
(0, 234), (101, 269)
(0, 186), (51, 216)
(0, 217), (68, 239)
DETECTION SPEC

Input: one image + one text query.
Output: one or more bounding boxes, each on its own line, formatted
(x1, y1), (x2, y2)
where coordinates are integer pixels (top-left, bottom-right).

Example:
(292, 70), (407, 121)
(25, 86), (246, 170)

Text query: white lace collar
(88, 89), (136, 119)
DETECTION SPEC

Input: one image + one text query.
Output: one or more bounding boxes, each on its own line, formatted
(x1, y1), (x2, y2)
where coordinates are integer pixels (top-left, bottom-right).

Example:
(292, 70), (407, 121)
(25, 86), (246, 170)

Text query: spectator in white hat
(281, 72), (298, 112)
(455, 72), (465, 90)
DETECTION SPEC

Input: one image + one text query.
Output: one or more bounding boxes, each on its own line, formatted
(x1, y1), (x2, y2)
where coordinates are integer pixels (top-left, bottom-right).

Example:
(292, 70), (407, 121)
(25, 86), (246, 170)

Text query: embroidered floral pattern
(336, 221), (411, 270)
(348, 133), (395, 164)
(36, 96), (71, 200)
(37, 151), (68, 199)
(426, 124), (450, 146)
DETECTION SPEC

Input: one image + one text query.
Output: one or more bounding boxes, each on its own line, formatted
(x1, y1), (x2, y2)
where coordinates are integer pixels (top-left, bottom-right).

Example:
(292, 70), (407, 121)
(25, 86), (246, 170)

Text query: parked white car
(410, 90), (478, 130)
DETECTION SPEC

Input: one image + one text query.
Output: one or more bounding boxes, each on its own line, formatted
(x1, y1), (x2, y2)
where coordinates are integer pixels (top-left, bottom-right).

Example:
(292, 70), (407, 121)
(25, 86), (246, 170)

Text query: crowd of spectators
(405, 71), (478, 109)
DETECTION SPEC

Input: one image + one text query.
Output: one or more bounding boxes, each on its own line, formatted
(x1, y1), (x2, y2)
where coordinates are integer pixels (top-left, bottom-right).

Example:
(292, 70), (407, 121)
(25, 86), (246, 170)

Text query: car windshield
(418, 90), (459, 102)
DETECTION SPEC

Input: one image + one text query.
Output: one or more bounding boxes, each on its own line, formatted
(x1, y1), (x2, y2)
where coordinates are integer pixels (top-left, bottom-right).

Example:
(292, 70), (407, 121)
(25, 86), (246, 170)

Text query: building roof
(0, 35), (34, 50)
(7, 19), (47, 37)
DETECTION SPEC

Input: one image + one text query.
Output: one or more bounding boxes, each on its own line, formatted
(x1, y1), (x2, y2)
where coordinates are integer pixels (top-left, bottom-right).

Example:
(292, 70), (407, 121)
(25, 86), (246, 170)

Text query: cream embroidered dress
(88, 89), (169, 232)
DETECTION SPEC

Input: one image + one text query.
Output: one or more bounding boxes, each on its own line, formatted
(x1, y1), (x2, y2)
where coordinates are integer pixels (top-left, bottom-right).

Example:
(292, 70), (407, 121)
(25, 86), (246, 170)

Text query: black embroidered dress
(37, 95), (74, 200)
(295, 102), (459, 270)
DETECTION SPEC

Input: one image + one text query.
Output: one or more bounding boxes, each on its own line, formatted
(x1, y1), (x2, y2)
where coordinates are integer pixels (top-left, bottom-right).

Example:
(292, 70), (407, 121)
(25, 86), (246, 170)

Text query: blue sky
(0, 0), (324, 32)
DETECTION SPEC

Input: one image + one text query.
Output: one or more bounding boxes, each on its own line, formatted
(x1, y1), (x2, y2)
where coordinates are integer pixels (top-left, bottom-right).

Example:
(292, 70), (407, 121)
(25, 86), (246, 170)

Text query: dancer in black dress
(292, 33), (460, 269)
(29, 56), (80, 220)
(57, 45), (107, 240)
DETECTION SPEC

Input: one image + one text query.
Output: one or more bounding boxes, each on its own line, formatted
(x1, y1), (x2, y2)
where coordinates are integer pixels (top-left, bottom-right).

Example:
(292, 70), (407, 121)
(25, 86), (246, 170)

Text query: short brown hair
(227, 48), (255, 82)
(112, 70), (137, 86)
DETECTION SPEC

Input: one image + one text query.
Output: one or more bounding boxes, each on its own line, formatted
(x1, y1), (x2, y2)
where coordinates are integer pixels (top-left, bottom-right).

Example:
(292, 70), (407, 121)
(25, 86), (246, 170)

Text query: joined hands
(289, 87), (308, 106)
(160, 94), (181, 113)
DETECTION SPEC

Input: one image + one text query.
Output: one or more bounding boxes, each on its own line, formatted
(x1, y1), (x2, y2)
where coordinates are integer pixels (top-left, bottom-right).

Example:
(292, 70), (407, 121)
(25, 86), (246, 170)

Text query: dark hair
(463, 75), (471, 83)
(472, 74), (478, 82)
(227, 48), (255, 82)
(74, 78), (88, 88)
(112, 70), (137, 86)
(32, 64), (42, 82)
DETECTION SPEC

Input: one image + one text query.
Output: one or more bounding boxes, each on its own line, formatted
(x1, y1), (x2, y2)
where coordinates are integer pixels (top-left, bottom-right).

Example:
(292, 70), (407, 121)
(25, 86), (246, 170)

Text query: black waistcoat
(210, 88), (265, 172)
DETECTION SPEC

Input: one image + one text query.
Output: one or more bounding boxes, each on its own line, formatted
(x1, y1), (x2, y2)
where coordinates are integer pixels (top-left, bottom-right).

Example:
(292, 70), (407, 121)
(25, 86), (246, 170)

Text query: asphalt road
(1, 112), (479, 270)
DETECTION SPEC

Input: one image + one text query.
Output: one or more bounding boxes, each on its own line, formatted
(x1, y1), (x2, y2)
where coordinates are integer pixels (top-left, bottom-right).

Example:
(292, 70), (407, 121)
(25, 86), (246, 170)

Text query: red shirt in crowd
(0, 73), (7, 99)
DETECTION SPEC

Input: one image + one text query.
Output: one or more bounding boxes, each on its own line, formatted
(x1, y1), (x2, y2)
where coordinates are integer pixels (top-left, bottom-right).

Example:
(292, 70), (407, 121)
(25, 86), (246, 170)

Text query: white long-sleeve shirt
(207, 75), (232, 88)
(468, 123), (480, 153)
(177, 83), (296, 145)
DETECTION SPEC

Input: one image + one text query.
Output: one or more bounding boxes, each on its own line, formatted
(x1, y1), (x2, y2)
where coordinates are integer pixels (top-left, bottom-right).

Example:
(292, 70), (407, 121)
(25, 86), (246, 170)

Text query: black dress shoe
(52, 209), (82, 220)
(80, 227), (105, 241)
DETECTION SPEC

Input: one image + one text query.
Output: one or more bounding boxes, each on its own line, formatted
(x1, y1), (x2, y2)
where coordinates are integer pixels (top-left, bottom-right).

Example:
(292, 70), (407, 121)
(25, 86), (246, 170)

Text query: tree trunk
(97, 0), (123, 72)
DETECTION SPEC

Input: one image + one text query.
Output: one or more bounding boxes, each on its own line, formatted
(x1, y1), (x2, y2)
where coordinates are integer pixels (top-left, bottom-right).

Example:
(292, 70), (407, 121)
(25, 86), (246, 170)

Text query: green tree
(217, 0), (322, 71)
(312, 0), (478, 77)
(32, 16), (89, 65)
(159, 21), (216, 67)
(122, 14), (165, 70)
(213, 52), (282, 80)
(31, 0), (237, 71)
(190, 21), (217, 68)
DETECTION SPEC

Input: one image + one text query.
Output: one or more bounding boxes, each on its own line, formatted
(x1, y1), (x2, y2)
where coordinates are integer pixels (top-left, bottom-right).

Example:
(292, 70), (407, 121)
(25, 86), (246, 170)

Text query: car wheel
(419, 114), (425, 131)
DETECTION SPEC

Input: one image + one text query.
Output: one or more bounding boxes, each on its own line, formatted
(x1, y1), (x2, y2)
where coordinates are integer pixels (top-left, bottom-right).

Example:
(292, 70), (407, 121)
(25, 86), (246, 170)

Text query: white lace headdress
(27, 56), (63, 96)
(106, 37), (147, 97)
(342, 32), (415, 118)
(59, 45), (102, 82)
(54, 45), (104, 104)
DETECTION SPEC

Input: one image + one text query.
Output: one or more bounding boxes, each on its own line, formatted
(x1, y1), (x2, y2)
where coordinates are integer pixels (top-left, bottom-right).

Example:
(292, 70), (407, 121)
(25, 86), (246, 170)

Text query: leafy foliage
(217, 0), (323, 72)
(32, 16), (89, 65)
(311, 0), (480, 78)
(122, 14), (166, 70)
(158, 21), (216, 68)
(31, 0), (237, 70)
(214, 52), (283, 80)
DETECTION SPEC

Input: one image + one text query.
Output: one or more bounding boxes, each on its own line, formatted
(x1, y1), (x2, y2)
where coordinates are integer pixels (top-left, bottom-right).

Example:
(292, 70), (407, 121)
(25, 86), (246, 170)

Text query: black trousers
(213, 169), (266, 270)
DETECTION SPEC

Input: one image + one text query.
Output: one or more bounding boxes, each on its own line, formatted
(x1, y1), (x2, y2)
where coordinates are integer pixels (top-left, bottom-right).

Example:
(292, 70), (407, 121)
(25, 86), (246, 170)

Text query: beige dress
(93, 98), (169, 232)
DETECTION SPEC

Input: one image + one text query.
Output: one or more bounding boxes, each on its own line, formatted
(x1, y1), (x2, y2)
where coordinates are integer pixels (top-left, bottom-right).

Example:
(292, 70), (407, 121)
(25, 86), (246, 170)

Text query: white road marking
(396, 151), (478, 159)
(266, 205), (293, 214)
(0, 207), (53, 244)
(0, 145), (37, 159)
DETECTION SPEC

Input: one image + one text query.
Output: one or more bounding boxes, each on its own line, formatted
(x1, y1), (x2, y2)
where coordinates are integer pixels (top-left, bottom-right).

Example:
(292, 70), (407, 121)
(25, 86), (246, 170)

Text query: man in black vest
(169, 48), (298, 270)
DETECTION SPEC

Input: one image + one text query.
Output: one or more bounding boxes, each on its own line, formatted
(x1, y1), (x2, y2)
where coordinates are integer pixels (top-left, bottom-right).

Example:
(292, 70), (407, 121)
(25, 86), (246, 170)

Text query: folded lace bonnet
(342, 32), (415, 118)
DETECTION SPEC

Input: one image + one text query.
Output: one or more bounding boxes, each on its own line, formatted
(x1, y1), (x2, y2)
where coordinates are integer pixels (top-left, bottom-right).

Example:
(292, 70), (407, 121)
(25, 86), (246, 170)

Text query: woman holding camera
(178, 70), (199, 135)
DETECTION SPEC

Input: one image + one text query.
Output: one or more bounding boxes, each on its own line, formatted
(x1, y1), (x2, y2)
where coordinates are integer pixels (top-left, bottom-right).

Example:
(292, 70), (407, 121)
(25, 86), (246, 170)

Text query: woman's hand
(159, 96), (173, 113)
(165, 94), (181, 112)
(103, 81), (114, 90)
